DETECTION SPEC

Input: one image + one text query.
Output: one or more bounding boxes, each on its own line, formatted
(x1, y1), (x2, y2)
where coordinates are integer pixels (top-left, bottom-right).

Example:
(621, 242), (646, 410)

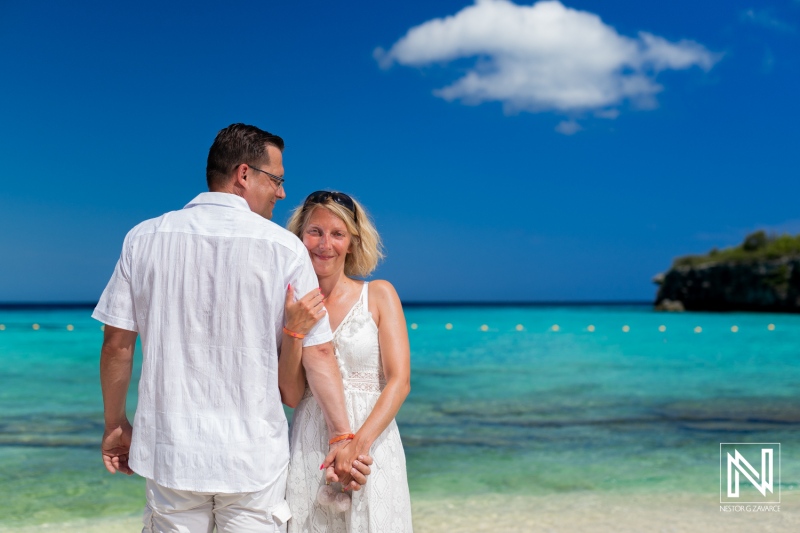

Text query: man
(94, 124), (369, 532)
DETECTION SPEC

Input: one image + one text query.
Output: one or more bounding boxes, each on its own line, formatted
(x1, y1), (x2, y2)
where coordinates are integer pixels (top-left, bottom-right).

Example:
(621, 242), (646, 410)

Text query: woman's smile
(303, 207), (352, 276)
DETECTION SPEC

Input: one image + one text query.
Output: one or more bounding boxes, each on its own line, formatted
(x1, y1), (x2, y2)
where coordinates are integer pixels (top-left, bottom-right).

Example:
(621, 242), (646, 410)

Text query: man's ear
(234, 164), (248, 189)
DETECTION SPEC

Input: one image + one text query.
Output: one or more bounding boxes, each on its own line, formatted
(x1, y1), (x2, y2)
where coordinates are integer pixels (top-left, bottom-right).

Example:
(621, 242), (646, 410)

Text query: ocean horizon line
(0, 300), (653, 310)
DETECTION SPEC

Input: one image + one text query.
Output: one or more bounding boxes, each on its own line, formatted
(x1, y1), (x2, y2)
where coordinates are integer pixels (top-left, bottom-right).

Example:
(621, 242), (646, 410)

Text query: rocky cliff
(653, 231), (800, 312)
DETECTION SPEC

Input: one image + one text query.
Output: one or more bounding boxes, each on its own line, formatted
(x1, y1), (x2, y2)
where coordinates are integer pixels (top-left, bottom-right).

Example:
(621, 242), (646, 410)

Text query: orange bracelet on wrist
(283, 327), (305, 339)
(328, 433), (355, 445)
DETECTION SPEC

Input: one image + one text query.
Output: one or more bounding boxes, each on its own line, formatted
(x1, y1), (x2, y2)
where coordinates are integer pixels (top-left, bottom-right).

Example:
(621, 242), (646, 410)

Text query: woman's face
(302, 206), (352, 278)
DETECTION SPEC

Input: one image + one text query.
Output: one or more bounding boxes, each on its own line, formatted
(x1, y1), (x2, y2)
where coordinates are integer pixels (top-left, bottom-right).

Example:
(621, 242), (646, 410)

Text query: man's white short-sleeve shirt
(93, 192), (332, 493)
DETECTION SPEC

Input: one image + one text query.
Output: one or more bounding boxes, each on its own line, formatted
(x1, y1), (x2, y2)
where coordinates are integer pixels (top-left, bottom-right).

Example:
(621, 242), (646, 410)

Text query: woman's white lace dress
(287, 282), (413, 533)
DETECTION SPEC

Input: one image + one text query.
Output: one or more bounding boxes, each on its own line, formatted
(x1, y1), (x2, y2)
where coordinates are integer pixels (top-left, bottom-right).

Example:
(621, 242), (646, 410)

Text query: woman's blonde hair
(286, 193), (384, 277)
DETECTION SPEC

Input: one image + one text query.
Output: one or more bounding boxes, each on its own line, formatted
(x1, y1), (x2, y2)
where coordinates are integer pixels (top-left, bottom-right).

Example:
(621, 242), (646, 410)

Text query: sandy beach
(3, 491), (797, 533)
(412, 492), (800, 533)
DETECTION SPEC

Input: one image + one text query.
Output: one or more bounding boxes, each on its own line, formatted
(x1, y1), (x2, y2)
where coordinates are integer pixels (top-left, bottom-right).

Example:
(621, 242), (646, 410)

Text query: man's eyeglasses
(302, 190), (357, 222)
(248, 164), (284, 188)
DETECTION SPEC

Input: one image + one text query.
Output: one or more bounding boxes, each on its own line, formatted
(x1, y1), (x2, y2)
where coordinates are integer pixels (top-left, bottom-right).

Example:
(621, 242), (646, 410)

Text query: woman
(279, 191), (413, 532)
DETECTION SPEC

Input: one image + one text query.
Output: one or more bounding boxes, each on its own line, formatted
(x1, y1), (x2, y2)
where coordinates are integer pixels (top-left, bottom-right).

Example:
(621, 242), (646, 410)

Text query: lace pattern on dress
(344, 370), (385, 393)
(301, 372), (385, 398)
(333, 298), (371, 342)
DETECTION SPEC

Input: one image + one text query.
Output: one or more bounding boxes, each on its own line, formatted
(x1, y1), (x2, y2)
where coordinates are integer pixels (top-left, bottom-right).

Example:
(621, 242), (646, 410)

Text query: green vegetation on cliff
(674, 231), (800, 267)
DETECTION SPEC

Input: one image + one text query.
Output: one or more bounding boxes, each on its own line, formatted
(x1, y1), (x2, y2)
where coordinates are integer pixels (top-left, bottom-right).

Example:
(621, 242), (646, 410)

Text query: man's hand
(323, 442), (373, 491)
(102, 420), (134, 475)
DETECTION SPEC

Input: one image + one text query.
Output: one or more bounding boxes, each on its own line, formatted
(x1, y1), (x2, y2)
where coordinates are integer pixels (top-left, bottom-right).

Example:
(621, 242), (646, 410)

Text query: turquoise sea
(1, 304), (799, 528)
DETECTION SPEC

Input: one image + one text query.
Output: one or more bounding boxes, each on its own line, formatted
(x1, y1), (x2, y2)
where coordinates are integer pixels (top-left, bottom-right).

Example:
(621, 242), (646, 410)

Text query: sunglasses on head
(303, 190), (357, 222)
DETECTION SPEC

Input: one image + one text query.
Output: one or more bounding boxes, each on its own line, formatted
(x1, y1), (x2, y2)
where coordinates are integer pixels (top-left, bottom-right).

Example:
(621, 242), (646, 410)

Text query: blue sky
(1, 0), (798, 302)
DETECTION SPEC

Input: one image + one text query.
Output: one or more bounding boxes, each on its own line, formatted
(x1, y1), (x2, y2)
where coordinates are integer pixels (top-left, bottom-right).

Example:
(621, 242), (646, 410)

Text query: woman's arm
(278, 284), (326, 408)
(341, 280), (411, 458)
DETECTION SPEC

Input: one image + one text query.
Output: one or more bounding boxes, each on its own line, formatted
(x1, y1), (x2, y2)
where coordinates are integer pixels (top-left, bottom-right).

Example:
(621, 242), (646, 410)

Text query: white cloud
(376, 0), (719, 120)
(554, 119), (581, 135)
(740, 8), (795, 32)
(595, 108), (620, 119)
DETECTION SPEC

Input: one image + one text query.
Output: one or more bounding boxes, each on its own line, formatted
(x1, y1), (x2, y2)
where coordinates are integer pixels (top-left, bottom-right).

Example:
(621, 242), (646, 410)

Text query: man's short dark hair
(206, 123), (285, 190)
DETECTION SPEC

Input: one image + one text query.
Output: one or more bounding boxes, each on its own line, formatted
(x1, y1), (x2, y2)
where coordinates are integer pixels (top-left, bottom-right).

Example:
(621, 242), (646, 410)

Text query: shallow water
(1, 305), (798, 526)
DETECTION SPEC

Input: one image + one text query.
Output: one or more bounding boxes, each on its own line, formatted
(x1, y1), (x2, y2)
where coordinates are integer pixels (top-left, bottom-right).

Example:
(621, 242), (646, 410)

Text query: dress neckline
(332, 282), (368, 335)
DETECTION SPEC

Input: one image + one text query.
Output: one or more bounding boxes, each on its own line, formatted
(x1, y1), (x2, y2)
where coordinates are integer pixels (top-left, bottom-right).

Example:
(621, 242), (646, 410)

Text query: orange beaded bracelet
(328, 433), (355, 445)
(283, 327), (305, 339)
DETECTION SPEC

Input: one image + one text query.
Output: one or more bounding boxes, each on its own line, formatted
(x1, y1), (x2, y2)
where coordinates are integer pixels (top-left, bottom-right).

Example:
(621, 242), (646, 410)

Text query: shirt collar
(184, 192), (251, 211)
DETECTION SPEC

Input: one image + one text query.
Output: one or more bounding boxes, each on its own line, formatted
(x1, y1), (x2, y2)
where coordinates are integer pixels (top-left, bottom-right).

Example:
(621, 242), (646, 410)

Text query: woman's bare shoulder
(368, 279), (399, 302)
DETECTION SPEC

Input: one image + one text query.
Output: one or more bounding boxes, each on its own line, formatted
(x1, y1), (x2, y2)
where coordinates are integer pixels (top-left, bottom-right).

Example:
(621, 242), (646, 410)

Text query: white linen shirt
(92, 192), (332, 493)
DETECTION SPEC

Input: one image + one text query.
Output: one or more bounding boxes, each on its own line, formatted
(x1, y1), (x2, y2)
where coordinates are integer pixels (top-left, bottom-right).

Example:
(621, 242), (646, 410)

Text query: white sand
(0, 515), (143, 533)
(412, 492), (800, 533)
(2, 492), (797, 532)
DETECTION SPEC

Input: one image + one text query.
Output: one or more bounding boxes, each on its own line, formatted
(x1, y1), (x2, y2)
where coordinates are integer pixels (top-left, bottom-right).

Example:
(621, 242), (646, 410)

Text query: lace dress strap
(361, 281), (369, 310)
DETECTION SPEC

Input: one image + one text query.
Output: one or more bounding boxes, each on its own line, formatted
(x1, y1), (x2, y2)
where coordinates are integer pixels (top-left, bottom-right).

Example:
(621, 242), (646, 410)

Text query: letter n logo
(720, 443), (780, 504)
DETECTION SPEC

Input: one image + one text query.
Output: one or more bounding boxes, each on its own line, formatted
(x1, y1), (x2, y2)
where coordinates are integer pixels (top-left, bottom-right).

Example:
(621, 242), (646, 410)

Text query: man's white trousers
(142, 468), (290, 533)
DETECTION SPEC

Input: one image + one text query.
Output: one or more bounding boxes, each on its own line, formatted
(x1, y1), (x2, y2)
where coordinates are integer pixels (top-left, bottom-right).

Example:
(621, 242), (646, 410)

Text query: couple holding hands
(94, 123), (412, 532)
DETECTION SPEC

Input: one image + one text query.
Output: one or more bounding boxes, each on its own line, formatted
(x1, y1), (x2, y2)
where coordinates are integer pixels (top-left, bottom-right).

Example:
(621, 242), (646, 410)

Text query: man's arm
(302, 342), (351, 439)
(99, 325), (138, 475)
(304, 342), (369, 488)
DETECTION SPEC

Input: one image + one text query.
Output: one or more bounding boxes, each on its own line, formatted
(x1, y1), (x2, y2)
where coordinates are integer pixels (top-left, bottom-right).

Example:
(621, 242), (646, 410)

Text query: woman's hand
(323, 440), (373, 491)
(284, 284), (326, 335)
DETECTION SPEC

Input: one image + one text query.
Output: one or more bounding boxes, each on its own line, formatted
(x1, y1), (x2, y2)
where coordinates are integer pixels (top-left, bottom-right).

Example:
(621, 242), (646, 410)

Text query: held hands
(102, 419), (134, 475)
(322, 439), (373, 491)
(285, 285), (327, 335)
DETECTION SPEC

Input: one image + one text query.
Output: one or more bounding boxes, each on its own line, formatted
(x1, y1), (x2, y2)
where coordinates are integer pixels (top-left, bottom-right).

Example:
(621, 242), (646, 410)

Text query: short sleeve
(92, 234), (138, 332)
(287, 252), (333, 347)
